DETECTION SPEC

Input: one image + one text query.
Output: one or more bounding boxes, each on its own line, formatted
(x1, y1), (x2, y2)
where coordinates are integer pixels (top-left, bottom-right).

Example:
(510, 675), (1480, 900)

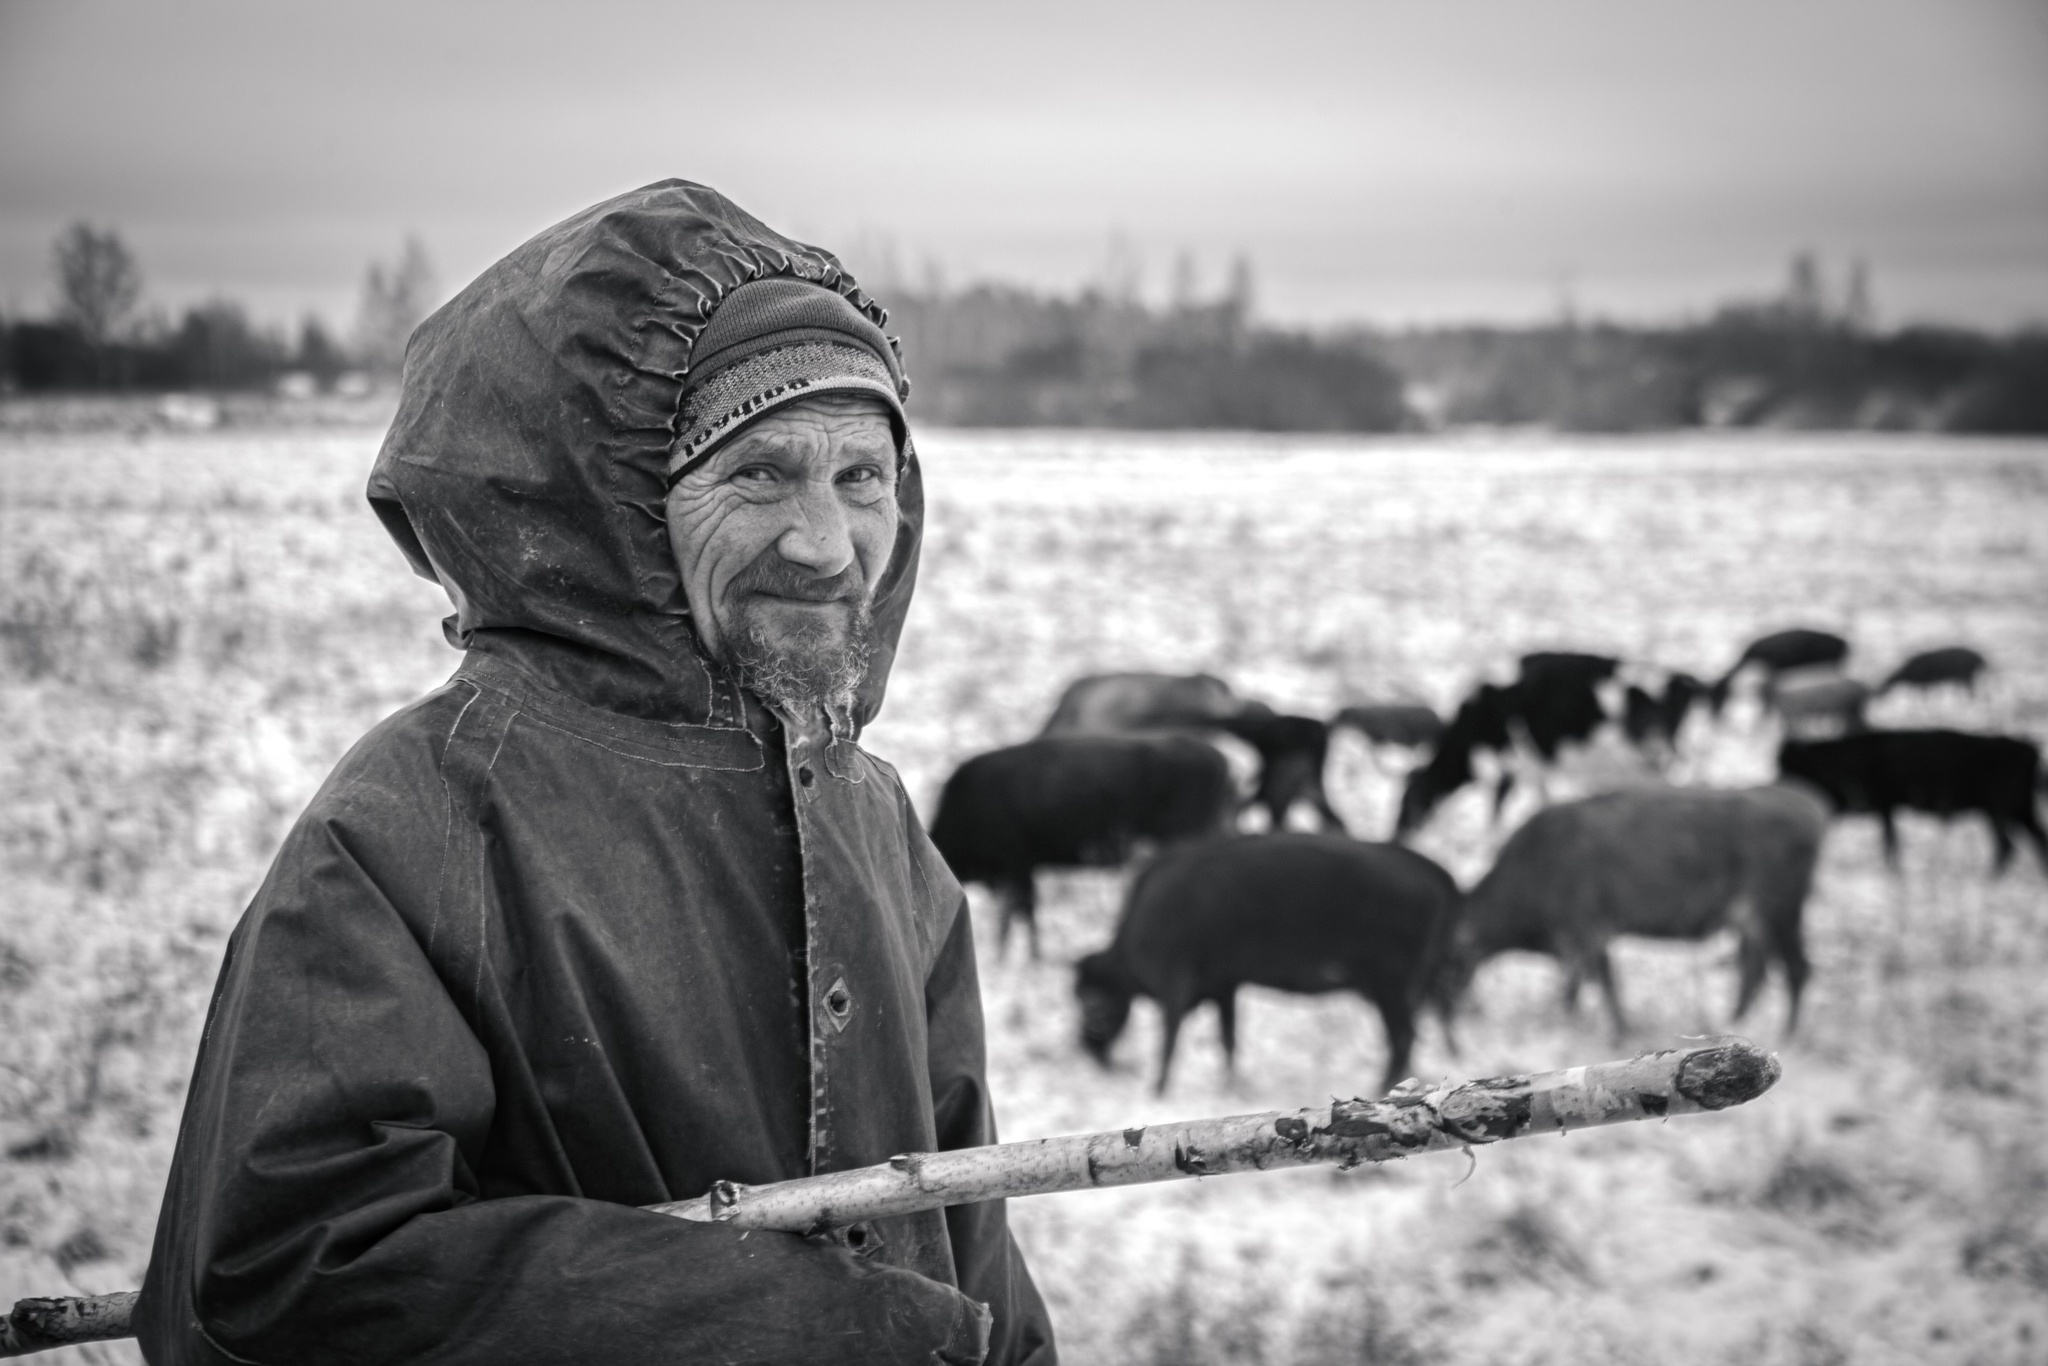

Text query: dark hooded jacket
(134, 181), (1055, 1366)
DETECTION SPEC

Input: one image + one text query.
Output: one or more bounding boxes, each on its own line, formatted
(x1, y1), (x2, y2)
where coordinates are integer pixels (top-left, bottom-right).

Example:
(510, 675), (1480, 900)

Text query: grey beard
(726, 596), (876, 724)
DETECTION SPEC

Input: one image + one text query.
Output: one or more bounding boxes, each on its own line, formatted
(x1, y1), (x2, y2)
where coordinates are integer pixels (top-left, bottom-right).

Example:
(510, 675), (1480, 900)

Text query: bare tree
(1783, 250), (1826, 325)
(52, 223), (142, 345)
(353, 236), (436, 374)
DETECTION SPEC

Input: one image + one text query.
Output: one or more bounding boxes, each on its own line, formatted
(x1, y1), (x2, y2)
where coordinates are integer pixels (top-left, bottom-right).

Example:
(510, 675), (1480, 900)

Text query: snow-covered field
(2, 427), (2045, 1363)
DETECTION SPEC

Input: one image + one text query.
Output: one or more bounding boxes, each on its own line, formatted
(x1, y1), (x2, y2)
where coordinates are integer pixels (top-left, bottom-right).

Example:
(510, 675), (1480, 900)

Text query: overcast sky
(3, 0), (2044, 331)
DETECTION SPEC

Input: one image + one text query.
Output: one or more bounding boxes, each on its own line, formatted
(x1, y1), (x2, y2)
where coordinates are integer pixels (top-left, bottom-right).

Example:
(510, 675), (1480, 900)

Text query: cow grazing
(1880, 646), (1988, 696)
(1441, 784), (1829, 1036)
(929, 734), (1236, 957)
(1214, 704), (1345, 832)
(1075, 833), (1460, 1094)
(1039, 671), (1242, 735)
(1778, 729), (2047, 872)
(1396, 652), (1622, 835)
(1332, 703), (1446, 750)
(1709, 628), (1850, 715)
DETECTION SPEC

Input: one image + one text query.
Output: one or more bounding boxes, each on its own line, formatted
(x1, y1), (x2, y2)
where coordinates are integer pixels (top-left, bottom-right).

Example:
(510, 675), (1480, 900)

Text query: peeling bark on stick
(0, 1040), (1778, 1358)
(646, 1039), (1781, 1231)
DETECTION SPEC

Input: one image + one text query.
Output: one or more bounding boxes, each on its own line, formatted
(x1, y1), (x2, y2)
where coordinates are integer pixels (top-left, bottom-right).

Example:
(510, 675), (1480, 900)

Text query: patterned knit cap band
(668, 277), (907, 484)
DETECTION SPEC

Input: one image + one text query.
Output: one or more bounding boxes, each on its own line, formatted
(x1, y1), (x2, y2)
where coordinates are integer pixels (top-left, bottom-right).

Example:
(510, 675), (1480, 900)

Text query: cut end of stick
(0, 1291), (138, 1358)
(1673, 1038), (1782, 1110)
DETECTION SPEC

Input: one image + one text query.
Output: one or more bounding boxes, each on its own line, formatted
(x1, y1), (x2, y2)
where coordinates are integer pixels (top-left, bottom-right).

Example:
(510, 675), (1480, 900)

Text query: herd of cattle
(925, 629), (2045, 1093)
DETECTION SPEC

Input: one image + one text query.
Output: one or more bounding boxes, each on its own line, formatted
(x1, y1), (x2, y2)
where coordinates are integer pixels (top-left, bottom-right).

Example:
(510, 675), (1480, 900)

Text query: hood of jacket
(366, 178), (923, 730)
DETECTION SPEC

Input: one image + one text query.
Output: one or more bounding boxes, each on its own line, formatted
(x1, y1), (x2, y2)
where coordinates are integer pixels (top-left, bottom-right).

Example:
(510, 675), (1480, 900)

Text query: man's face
(665, 394), (900, 713)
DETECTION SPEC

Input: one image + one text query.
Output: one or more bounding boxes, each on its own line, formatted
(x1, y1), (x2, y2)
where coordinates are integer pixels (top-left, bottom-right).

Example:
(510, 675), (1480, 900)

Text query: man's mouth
(746, 590), (851, 609)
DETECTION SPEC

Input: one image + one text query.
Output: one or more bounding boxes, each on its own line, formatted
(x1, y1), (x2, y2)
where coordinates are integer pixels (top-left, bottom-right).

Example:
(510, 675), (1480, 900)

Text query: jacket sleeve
(924, 899), (1059, 1366)
(134, 814), (990, 1366)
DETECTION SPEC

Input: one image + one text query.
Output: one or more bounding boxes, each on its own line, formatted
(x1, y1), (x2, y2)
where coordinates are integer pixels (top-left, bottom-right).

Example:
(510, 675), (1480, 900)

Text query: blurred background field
(2, 425), (2046, 1364)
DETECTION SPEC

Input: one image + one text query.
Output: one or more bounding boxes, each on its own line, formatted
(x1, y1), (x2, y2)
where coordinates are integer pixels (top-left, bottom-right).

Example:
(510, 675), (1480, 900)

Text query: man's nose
(773, 475), (856, 576)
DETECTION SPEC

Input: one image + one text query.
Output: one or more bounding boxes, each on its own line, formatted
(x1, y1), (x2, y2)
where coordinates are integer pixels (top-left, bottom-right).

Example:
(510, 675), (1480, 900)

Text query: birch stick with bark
(0, 1039), (1778, 1358)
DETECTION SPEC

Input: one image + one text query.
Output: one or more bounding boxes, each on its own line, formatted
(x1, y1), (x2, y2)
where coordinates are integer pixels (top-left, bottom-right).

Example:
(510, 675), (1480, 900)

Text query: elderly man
(133, 182), (1054, 1365)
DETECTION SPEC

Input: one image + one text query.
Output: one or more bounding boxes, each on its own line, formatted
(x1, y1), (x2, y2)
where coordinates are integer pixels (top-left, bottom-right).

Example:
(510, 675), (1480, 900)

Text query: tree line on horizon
(0, 224), (433, 396)
(3, 225), (2042, 434)
(885, 251), (2044, 434)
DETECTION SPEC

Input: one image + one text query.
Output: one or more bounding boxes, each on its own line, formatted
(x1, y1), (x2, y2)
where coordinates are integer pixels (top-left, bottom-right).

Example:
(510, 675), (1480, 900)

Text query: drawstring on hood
(366, 179), (924, 732)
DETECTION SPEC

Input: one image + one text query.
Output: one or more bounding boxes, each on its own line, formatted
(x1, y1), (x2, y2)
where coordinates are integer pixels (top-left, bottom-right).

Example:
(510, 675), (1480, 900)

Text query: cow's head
(1396, 739), (1472, 837)
(1074, 951), (1137, 1064)
(1775, 740), (1853, 809)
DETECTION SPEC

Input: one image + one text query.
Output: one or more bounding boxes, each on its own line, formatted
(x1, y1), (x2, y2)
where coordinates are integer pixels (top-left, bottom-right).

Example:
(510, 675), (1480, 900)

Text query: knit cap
(667, 277), (908, 484)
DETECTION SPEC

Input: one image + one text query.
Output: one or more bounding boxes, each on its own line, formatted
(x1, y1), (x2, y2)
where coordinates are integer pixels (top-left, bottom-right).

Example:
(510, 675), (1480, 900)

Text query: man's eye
(837, 465), (880, 485)
(734, 465), (779, 484)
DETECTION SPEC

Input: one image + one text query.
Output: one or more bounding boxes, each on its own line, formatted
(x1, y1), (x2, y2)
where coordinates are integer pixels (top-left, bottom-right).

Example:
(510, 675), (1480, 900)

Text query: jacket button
(824, 977), (852, 1032)
(798, 766), (816, 787)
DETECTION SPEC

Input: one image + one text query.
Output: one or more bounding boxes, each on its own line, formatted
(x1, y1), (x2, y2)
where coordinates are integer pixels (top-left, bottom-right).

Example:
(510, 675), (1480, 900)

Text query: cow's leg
(1559, 963), (1583, 1014)
(1989, 814), (2016, 876)
(1373, 998), (1417, 1095)
(1266, 794), (1292, 832)
(992, 882), (1015, 960)
(993, 875), (1033, 960)
(1878, 808), (1901, 869)
(1215, 990), (1239, 1076)
(1268, 770), (1297, 832)
(1270, 757), (1322, 831)
(1022, 876), (1043, 960)
(1773, 918), (1812, 1036)
(1732, 930), (1771, 1022)
(2017, 802), (2048, 874)
(1155, 1003), (1187, 1096)
(1589, 948), (1628, 1039)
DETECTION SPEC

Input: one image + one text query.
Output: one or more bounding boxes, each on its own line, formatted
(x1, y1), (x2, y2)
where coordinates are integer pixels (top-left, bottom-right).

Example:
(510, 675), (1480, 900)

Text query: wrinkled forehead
(692, 393), (901, 473)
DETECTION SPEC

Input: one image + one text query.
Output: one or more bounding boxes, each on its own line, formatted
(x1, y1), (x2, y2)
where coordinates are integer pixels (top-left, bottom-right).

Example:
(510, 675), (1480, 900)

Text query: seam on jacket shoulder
(511, 707), (764, 771)
(426, 681), (485, 956)
(471, 706), (517, 1004)
(457, 655), (764, 768)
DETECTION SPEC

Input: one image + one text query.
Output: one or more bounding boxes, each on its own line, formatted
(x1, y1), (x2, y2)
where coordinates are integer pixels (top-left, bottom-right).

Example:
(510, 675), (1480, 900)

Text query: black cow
(1075, 833), (1459, 1094)
(1880, 647), (1988, 695)
(1039, 672), (1242, 735)
(1778, 729), (2047, 872)
(1396, 652), (1621, 836)
(1214, 705), (1345, 833)
(1439, 784), (1829, 1036)
(1709, 628), (1850, 715)
(1332, 703), (1446, 750)
(929, 734), (1236, 957)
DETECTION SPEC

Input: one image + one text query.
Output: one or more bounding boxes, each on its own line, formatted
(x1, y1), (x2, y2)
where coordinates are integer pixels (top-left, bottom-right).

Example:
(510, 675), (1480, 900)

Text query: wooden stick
(0, 1040), (1778, 1357)
(645, 1038), (1780, 1229)
(0, 1291), (136, 1359)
